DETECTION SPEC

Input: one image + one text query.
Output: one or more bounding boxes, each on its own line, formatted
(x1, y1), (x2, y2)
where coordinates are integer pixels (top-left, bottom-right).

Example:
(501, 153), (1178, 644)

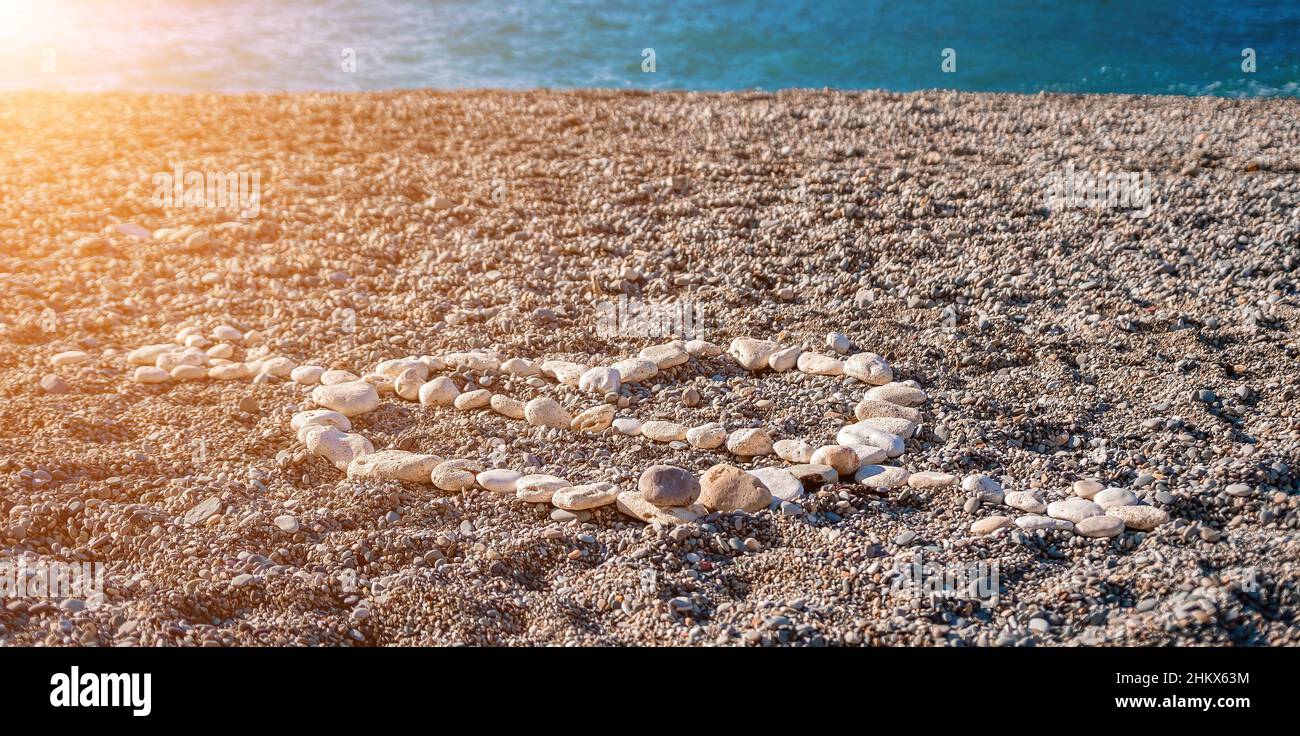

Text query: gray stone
(1106, 505), (1170, 531)
(1094, 487), (1138, 510)
(749, 467), (804, 502)
(1076, 515), (1125, 538)
(638, 465), (701, 506)
(184, 497), (222, 525)
(1047, 497), (1103, 524)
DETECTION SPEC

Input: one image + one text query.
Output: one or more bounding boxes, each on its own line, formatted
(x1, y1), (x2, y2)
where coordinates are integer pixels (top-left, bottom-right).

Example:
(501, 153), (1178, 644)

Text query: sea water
(0, 0), (1295, 96)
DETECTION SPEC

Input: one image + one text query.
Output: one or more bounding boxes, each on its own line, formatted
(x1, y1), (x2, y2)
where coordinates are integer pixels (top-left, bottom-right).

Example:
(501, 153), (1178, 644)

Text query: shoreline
(5, 86), (1300, 101)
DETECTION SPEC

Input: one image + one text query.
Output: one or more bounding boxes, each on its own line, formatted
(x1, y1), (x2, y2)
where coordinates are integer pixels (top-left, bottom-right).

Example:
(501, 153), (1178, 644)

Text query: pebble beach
(2, 89), (1298, 647)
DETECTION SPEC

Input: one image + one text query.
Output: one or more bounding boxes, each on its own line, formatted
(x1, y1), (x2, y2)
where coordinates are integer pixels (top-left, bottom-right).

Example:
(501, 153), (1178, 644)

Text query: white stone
(854, 398), (922, 422)
(1094, 487), (1138, 510)
(788, 464), (838, 485)
(639, 344), (689, 369)
(854, 465), (911, 489)
(686, 423), (727, 449)
(500, 357), (540, 377)
(749, 467), (803, 502)
(961, 474), (1004, 505)
(1072, 479), (1105, 498)
(572, 404), (616, 433)
(826, 332), (851, 354)
(1076, 515), (1125, 538)
(962, 474), (1003, 494)
(864, 382), (928, 407)
(347, 450), (442, 483)
(274, 515), (299, 534)
(843, 353), (893, 385)
(418, 376), (460, 406)
(170, 365), (206, 381)
(446, 352), (498, 372)
(1015, 515), (1075, 532)
(311, 381), (381, 417)
(642, 421), (688, 442)
(490, 395), (526, 420)
(768, 347), (801, 372)
(553, 482), (620, 511)
(843, 443), (888, 466)
(453, 389), (492, 410)
(907, 471), (957, 489)
(376, 358), (428, 381)
(394, 368), (425, 400)
(259, 357), (296, 378)
(320, 369), (360, 385)
(578, 366), (621, 394)
(206, 343), (235, 360)
(291, 409), (348, 432)
(685, 340), (722, 357)
(611, 358), (658, 384)
(1225, 483), (1254, 497)
(208, 363), (250, 380)
(516, 474), (569, 503)
(1106, 505), (1170, 531)
(1046, 498), (1104, 524)
(292, 409), (351, 440)
(835, 422), (905, 458)
(728, 338), (779, 371)
(613, 417), (643, 436)
(212, 325), (242, 342)
(432, 461), (480, 492)
(112, 222), (151, 239)
(128, 344), (176, 366)
(1005, 491), (1047, 513)
(524, 398), (571, 429)
(796, 352), (844, 376)
(726, 428), (773, 456)
(360, 373), (395, 395)
(51, 350), (90, 367)
(477, 469), (522, 493)
(305, 427), (374, 471)
(156, 349), (206, 373)
(291, 365), (325, 385)
(971, 516), (1013, 535)
(855, 416), (918, 439)
(774, 439), (815, 463)
(541, 360), (588, 387)
(133, 366), (169, 384)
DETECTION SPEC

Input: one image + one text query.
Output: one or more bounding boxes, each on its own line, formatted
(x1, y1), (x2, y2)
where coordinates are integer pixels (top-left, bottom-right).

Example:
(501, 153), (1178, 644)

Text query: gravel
(1, 88), (1297, 647)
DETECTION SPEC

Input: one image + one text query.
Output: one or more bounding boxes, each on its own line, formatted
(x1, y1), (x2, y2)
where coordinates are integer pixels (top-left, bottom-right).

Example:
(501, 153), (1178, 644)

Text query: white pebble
(133, 366), (169, 384)
(578, 366), (621, 394)
(291, 365), (325, 385)
(524, 397), (571, 429)
(419, 376), (460, 406)
(50, 350), (90, 367)
(613, 417), (643, 436)
(311, 380), (380, 417)
(476, 469), (522, 493)
(726, 428), (773, 456)
(826, 332), (851, 354)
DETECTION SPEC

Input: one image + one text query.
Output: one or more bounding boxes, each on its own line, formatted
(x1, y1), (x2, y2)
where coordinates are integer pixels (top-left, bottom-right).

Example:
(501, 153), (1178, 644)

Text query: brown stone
(699, 463), (772, 513)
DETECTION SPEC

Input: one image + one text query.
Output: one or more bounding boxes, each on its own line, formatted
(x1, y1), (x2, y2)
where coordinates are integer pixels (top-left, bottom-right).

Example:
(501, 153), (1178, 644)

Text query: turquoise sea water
(1, 0), (1296, 95)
